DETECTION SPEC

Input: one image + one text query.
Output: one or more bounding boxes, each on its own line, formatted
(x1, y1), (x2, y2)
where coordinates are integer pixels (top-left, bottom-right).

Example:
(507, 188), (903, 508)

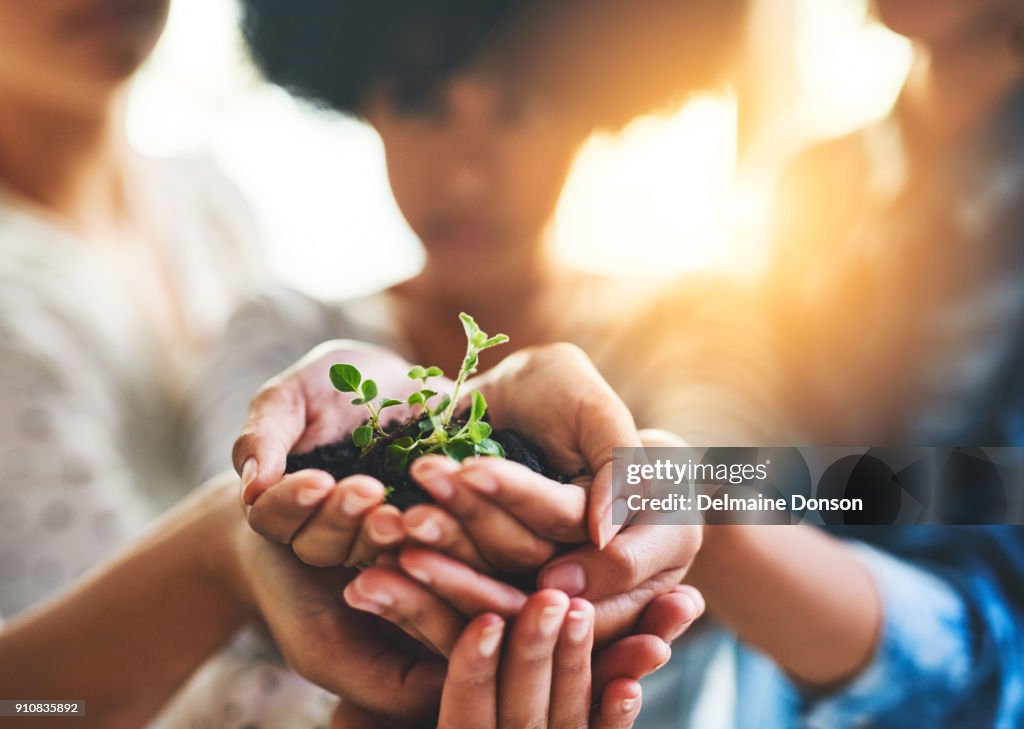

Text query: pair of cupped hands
(229, 341), (703, 729)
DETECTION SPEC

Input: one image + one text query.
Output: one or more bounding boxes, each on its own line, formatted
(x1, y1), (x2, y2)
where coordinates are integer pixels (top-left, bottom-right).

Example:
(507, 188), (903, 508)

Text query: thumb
(232, 375), (307, 505)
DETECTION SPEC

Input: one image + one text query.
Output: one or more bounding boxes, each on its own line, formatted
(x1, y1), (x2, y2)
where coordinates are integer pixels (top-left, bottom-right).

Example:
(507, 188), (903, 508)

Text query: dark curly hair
(241, 0), (747, 130)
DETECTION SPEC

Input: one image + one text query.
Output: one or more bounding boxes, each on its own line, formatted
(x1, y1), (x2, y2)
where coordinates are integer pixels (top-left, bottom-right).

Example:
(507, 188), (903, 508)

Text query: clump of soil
(285, 414), (569, 511)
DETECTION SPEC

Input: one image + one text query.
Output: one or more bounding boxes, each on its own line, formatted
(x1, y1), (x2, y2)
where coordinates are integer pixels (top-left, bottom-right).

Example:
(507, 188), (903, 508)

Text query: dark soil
(285, 414), (570, 511)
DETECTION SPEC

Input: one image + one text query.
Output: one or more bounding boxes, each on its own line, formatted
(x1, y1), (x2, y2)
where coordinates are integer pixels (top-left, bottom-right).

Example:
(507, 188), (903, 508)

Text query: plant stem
(442, 342), (475, 427)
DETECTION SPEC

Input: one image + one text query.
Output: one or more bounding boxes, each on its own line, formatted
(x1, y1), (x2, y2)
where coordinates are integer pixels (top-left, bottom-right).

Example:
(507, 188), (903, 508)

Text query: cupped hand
(332, 591), (656, 729)
(470, 343), (642, 548)
(234, 342), (640, 544)
(232, 524), (446, 723)
(232, 341), (449, 568)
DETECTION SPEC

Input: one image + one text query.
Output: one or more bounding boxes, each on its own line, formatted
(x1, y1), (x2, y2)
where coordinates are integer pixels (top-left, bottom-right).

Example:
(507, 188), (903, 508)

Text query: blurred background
(127, 0), (912, 298)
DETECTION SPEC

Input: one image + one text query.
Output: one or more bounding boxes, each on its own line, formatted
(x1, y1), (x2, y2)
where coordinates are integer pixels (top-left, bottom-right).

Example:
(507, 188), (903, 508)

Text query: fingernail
(241, 458), (258, 504)
(412, 459), (456, 501)
(566, 609), (591, 643)
(655, 645), (672, 670)
(678, 590), (706, 623)
(460, 469), (497, 494)
(407, 516), (442, 543)
(342, 488), (379, 517)
(365, 517), (402, 543)
(537, 604), (565, 637)
(296, 482), (331, 507)
(621, 695), (639, 714)
(540, 562), (586, 597)
(478, 620), (504, 658)
(403, 564), (433, 585)
(597, 500), (625, 550)
(343, 584), (386, 614)
(597, 501), (613, 549)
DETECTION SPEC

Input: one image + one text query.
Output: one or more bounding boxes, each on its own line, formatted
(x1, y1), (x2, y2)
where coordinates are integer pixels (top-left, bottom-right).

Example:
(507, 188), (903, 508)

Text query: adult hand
(331, 591), (654, 729)
(233, 342), (642, 560)
(231, 523), (446, 724)
(232, 341), (448, 568)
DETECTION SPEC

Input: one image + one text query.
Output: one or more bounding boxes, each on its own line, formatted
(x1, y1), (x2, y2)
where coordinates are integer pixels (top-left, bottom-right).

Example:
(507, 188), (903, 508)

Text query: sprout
(328, 313), (509, 469)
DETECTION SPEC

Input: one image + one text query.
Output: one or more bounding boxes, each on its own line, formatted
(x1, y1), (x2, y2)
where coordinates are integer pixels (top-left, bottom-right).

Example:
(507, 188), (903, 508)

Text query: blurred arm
(0, 478), (252, 729)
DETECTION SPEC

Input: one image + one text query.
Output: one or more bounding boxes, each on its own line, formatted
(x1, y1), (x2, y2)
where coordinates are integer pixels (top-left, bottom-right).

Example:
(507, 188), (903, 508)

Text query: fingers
(248, 471), (403, 569)
(634, 585), (706, 643)
(234, 376), (308, 505)
(437, 613), (505, 729)
(592, 634), (670, 695)
(344, 567), (467, 656)
(397, 548), (528, 617)
(247, 469), (335, 543)
(539, 525), (702, 601)
(549, 598), (595, 729)
(456, 457), (589, 543)
(592, 678), (643, 729)
(498, 589), (569, 728)
(289, 475), (388, 566)
(411, 457), (559, 573)
(344, 504), (405, 567)
(402, 505), (490, 572)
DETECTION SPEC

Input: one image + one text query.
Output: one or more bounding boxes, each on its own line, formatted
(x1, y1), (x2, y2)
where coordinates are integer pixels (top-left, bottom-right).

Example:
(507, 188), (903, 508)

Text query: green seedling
(329, 313), (509, 472)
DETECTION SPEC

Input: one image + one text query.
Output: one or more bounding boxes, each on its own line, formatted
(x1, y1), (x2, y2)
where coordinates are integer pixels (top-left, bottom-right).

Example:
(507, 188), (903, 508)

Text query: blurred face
(0, 0), (168, 109)
(872, 0), (1020, 45)
(365, 74), (592, 280)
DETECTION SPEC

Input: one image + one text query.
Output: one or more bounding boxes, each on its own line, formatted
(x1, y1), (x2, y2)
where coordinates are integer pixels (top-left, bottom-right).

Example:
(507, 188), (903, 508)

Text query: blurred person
(0, 0), (264, 616)
(0, 2), (705, 727)
(697, 0), (1024, 726)
(234, 2), (1024, 728)
(0, 0), (275, 724)
(194, 0), (752, 479)
(186, 0), (751, 726)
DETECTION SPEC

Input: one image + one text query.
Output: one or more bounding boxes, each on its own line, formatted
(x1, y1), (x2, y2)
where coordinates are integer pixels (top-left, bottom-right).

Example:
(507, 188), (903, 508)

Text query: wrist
(191, 474), (259, 616)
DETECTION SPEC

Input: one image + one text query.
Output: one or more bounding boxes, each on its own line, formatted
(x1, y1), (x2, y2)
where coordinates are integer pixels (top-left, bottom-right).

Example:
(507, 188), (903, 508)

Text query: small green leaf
(408, 365), (427, 381)
(474, 438), (505, 458)
(464, 352), (479, 374)
(459, 312), (481, 341)
(360, 379), (378, 401)
(352, 425), (373, 448)
(408, 392), (425, 407)
(469, 389), (487, 423)
(443, 439), (475, 462)
(481, 334), (509, 349)
(468, 420), (492, 442)
(351, 397), (367, 405)
(329, 364), (361, 393)
(426, 366), (444, 378)
(385, 445), (409, 471)
(420, 389), (437, 400)
(418, 418), (435, 434)
(394, 436), (415, 449)
(380, 398), (403, 409)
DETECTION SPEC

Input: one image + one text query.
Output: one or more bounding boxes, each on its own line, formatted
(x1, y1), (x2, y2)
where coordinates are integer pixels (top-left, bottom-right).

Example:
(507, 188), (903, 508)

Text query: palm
(236, 529), (444, 722)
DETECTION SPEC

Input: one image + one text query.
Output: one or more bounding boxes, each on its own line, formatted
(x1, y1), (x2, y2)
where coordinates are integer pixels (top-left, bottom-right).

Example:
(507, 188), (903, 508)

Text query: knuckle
(250, 519), (290, 544)
(292, 538), (341, 568)
(606, 539), (643, 582)
(557, 651), (588, 677)
(231, 431), (257, 467)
